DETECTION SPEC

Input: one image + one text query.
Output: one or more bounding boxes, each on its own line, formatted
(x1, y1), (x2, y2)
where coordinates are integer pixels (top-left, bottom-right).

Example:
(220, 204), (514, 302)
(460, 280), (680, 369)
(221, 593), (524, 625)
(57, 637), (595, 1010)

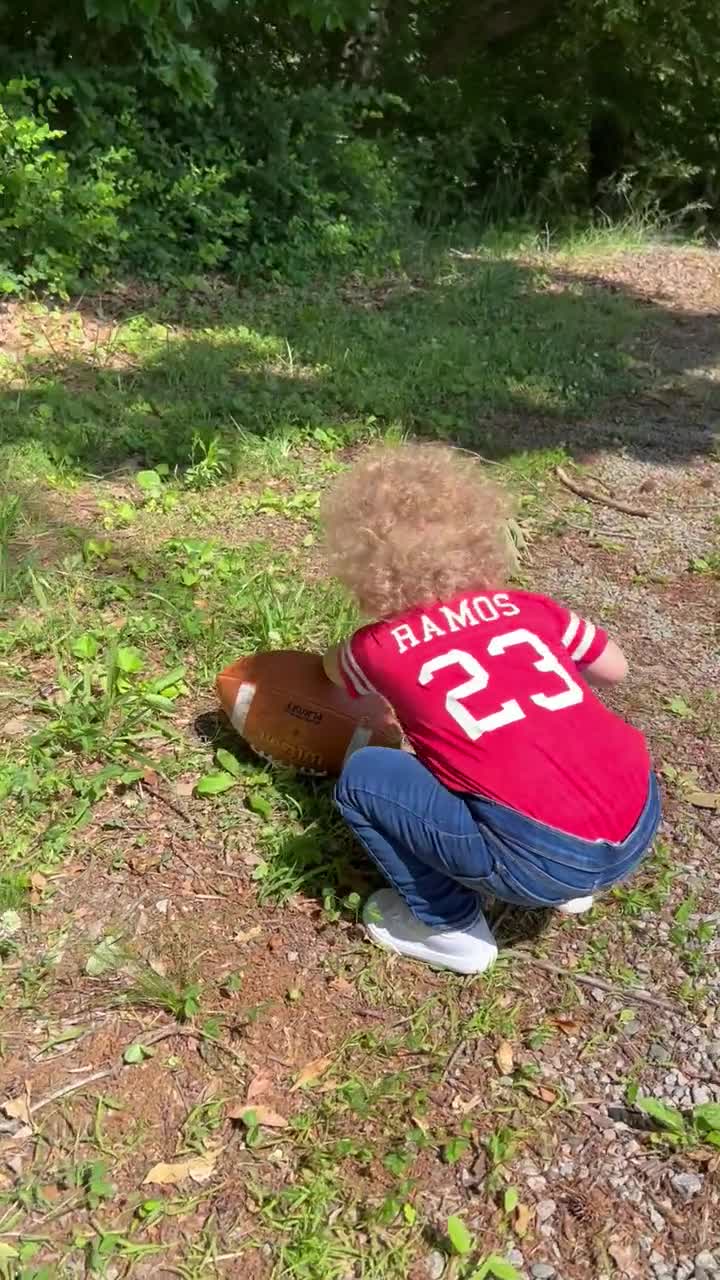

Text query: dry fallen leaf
(128, 853), (163, 875)
(0, 715), (32, 738)
(495, 1040), (514, 1075)
(2, 1096), (32, 1126)
(227, 1103), (288, 1129)
(30, 872), (47, 893)
(173, 778), (196, 798)
(329, 977), (355, 997)
(292, 1055), (332, 1090)
(608, 1238), (636, 1273)
(686, 789), (720, 810)
(240, 850), (264, 867)
(234, 925), (262, 945)
(143, 1151), (219, 1186)
(0, 1124), (33, 1149)
(249, 1105), (288, 1129)
(553, 1016), (581, 1036)
(452, 1091), (484, 1115)
(536, 1085), (557, 1104)
(246, 1072), (272, 1103)
(514, 1202), (531, 1237)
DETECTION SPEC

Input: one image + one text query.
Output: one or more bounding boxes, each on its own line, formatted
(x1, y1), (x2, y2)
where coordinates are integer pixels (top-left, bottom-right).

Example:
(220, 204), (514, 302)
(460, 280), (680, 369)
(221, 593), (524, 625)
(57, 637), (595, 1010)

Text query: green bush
(0, 73), (413, 296)
(0, 78), (130, 294)
(2, 0), (720, 296)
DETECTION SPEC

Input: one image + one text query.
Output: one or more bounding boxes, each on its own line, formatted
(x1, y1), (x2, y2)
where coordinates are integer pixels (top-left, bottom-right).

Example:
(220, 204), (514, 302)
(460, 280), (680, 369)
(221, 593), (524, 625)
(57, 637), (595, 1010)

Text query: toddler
(321, 443), (661, 974)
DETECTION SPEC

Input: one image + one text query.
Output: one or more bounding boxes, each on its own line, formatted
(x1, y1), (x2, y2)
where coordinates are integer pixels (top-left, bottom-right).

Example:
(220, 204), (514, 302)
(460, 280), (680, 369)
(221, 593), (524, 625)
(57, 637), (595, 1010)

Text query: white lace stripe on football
(231, 681), (257, 735)
(343, 724), (373, 764)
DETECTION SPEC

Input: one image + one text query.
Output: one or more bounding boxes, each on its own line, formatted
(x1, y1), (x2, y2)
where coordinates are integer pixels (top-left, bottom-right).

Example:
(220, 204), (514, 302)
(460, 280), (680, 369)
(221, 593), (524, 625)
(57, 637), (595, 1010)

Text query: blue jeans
(335, 748), (661, 929)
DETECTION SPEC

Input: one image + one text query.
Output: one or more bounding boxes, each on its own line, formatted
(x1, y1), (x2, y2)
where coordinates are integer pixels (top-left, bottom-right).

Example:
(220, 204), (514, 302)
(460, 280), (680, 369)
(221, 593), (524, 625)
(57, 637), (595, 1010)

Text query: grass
(0, 240), (644, 479)
(0, 224), (717, 1277)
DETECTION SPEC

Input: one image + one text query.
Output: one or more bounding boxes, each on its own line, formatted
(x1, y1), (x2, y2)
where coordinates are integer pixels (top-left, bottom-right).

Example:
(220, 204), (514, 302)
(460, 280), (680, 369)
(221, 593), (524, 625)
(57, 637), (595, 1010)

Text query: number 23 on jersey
(418, 628), (584, 741)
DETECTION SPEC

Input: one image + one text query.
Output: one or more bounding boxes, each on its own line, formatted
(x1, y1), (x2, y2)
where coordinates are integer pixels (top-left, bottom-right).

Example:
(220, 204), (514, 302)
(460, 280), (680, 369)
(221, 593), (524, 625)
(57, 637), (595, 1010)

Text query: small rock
(531, 1266), (556, 1279)
(675, 1261), (692, 1280)
(287, 950), (299, 962)
(692, 1084), (711, 1106)
(155, 898), (169, 914)
(506, 1249), (524, 1267)
(527, 1175), (548, 1194)
(648, 1204), (665, 1232)
(425, 1251), (445, 1280)
(535, 1198), (557, 1224)
(670, 1171), (703, 1200)
(649, 1043), (670, 1064)
(694, 1251), (719, 1280)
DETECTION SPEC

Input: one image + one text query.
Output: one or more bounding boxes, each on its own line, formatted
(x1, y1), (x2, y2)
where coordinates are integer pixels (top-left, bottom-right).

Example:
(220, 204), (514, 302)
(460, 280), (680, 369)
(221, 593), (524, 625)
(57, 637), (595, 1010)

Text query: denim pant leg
(463, 772), (662, 907)
(335, 747), (493, 931)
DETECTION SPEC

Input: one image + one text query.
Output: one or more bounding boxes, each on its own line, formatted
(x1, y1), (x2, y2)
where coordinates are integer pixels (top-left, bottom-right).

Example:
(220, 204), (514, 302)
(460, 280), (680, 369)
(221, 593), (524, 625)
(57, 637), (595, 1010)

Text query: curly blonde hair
(321, 442), (511, 619)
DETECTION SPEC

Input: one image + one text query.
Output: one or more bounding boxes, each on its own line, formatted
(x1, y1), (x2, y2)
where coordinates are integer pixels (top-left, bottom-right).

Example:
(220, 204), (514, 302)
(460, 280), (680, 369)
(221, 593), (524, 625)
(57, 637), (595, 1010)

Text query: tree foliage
(1, 0), (718, 293)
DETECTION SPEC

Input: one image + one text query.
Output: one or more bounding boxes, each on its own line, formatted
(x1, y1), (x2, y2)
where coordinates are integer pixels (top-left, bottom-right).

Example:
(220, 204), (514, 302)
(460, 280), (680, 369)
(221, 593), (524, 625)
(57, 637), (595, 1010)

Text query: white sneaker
(363, 888), (498, 974)
(556, 895), (595, 915)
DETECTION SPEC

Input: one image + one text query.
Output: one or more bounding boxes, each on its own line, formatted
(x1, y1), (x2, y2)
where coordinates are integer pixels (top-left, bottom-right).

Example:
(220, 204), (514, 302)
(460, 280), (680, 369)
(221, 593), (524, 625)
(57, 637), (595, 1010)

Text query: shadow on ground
(0, 251), (718, 477)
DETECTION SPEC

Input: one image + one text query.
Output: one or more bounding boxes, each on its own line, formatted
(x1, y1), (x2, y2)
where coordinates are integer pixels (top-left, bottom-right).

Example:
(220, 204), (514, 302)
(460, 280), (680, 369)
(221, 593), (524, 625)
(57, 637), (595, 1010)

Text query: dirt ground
(1, 246), (719, 1280)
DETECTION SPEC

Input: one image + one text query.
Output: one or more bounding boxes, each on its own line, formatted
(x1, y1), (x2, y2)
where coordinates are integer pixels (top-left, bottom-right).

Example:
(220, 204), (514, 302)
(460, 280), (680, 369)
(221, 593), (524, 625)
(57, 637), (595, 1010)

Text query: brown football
(216, 650), (402, 775)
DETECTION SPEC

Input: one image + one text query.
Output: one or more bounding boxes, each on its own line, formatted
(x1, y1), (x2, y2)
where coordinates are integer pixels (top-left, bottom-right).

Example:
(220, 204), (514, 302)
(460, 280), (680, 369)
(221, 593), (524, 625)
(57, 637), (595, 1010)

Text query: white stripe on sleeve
(561, 612), (580, 648)
(339, 641), (376, 697)
(571, 622), (596, 663)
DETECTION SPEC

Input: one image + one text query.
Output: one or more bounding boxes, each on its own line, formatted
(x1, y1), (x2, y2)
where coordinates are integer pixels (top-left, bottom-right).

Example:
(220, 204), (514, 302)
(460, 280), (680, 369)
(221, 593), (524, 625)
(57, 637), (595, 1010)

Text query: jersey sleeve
(556, 606), (608, 668)
(337, 625), (383, 699)
(537, 595), (608, 668)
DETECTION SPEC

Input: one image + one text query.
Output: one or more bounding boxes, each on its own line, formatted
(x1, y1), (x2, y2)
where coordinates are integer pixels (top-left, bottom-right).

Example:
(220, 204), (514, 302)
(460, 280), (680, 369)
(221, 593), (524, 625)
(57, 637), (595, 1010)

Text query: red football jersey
(338, 588), (650, 842)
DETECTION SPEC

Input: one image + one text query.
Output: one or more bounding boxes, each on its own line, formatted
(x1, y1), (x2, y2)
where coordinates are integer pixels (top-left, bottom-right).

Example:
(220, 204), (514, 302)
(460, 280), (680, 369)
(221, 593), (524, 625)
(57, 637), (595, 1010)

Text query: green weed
(0, 492), (24, 600)
(632, 1094), (720, 1150)
(122, 962), (203, 1023)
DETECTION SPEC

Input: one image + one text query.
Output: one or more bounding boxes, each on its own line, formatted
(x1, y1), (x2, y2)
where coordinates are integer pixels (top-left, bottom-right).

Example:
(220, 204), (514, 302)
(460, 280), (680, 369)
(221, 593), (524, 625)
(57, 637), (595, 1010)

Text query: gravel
(535, 1199), (557, 1224)
(694, 1252), (720, 1280)
(425, 1251), (445, 1280)
(670, 1172), (704, 1200)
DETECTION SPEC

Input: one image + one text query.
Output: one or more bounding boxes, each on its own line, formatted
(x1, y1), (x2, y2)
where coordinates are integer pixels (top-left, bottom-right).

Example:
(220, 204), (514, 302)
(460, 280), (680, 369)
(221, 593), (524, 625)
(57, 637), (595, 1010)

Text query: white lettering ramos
(391, 593), (520, 655)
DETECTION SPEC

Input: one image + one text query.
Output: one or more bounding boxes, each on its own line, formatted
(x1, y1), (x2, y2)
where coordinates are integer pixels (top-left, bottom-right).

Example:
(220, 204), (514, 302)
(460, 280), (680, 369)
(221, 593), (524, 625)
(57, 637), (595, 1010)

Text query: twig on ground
(692, 816), (719, 846)
(140, 783), (228, 891)
(135, 1022), (246, 1066)
(172, 844), (229, 897)
(508, 951), (677, 1011)
(30, 1070), (115, 1115)
(27, 1025), (245, 1118)
(444, 1040), (468, 1080)
(556, 465), (651, 517)
(141, 782), (197, 827)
